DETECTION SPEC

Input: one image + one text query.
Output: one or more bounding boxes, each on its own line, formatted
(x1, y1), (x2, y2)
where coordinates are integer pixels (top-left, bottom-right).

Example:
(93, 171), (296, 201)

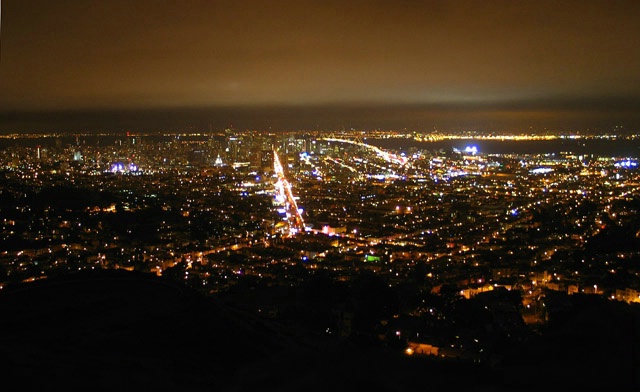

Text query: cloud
(1, 0), (639, 132)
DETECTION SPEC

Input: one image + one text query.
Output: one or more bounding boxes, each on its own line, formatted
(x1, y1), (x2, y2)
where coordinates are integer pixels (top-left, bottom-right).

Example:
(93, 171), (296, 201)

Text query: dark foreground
(1, 269), (638, 391)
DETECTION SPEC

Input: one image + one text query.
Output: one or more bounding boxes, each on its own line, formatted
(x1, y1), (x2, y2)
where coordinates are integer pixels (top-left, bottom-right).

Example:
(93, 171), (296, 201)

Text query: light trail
(273, 149), (305, 235)
(321, 137), (410, 167)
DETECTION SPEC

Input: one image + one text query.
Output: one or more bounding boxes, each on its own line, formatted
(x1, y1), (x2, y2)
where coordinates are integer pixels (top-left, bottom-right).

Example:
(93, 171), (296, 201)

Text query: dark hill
(8, 269), (639, 391)
(0, 269), (513, 391)
(1, 269), (298, 390)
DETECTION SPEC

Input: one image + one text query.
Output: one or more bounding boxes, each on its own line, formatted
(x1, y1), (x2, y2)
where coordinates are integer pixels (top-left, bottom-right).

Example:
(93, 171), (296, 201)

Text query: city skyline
(1, 1), (640, 132)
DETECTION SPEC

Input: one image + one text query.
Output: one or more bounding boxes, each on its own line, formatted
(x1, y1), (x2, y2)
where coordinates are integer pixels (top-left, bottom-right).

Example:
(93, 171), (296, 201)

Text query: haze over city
(1, 0), (640, 132)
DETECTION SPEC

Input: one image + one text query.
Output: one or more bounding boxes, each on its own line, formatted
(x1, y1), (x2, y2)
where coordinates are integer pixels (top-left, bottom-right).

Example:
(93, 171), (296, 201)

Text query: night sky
(1, 0), (640, 132)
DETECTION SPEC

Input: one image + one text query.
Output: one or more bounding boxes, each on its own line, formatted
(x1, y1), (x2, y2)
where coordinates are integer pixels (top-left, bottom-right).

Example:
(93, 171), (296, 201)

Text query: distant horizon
(2, 100), (640, 135)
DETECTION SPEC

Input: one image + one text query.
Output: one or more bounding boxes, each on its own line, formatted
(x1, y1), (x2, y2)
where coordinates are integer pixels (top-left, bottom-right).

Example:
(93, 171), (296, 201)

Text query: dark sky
(1, 0), (640, 132)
